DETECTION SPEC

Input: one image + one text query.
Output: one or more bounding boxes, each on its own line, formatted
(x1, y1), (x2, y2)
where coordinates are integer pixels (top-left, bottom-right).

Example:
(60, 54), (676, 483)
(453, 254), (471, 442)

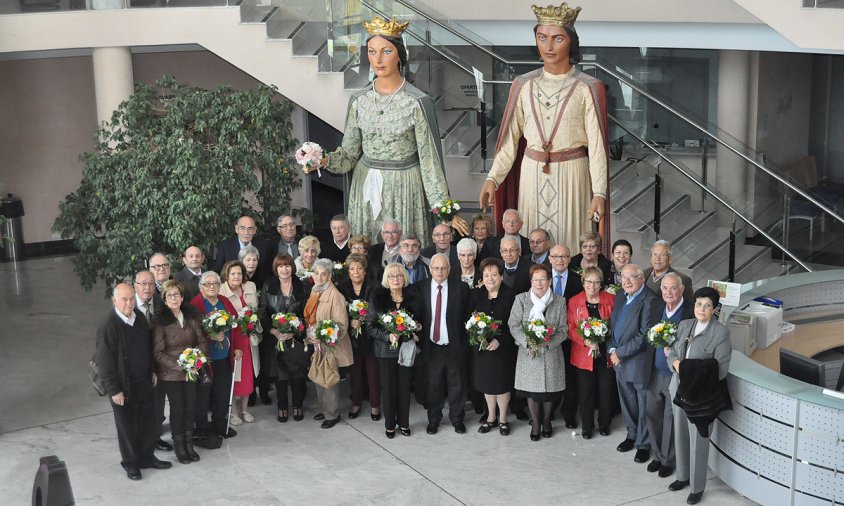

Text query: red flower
(491, 323), (499, 330)
(298, 324), (305, 331)
(279, 317), (287, 324)
(329, 342), (335, 347)
(359, 309), (367, 316)
(432, 207), (439, 213)
(397, 324), (406, 331)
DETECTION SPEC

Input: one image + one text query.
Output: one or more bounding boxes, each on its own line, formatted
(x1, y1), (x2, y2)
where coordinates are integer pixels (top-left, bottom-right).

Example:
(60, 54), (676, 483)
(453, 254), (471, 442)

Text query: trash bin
(1, 193), (25, 261)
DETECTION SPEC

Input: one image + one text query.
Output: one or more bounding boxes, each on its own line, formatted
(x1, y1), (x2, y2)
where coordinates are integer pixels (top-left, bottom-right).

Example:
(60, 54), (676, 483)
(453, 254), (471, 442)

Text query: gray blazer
(609, 287), (658, 384)
(667, 318), (732, 392)
(509, 291), (568, 393)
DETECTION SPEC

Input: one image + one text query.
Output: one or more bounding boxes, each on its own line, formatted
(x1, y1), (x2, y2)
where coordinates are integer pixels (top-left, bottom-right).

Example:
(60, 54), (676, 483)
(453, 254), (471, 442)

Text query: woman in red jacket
(567, 266), (616, 439)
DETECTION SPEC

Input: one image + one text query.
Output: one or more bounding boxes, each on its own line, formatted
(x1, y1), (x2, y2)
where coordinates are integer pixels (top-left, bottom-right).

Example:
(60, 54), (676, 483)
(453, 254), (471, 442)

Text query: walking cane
(226, 357), (241, 438)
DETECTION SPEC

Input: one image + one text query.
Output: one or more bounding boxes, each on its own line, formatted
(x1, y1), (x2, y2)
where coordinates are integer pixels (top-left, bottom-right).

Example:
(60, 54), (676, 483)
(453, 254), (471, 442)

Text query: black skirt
(514, 389), (563, 402)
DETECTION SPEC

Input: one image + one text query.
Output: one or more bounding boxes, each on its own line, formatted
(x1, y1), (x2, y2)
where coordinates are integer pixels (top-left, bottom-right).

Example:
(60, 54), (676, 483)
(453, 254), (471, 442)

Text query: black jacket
(673, 358), (733, 437)
(365, 286), (418, 359)
(260, 276), (310, 351)
(337, 278), (374, 353)
(95, 308), (153, 398)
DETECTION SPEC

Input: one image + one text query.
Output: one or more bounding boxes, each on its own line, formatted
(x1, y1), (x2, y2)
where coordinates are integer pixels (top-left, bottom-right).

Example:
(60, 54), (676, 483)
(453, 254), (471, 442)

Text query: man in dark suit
(172, 246), (204, 300)
(96, 283), (171, 480)
(214, 215), (269, 273)
(609, 263), (658, 465)
(132, 270), (170, 453)
(148, 252), (172, 294)
(421, 223), (459, 267)
(525, 228), (552, 265)
(398, 232), (430, 284)
(646, 272), (693, 479)
(643, 240), (694, 303)
(273, 214), (300, 259)
(320, 213), (352, 262)
(368, 218), (402, 282)
(499, 235), (531, 294)
(549, 243), (583, 427)
(413, 254), (470, 434)
(487, 209), (531, 259)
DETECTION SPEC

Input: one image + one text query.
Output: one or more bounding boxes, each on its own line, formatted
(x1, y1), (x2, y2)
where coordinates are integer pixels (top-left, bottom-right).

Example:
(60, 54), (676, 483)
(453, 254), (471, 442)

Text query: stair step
(291, 22), (327, 57)
(267, 19), (302, 40)
(240, 5), (275, 24)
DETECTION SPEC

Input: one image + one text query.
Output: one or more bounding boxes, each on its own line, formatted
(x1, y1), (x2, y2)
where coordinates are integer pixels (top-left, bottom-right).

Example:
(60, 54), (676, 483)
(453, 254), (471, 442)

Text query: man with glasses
(421, 223), (459, 268)
(368, 218), (402, 282)
(273, 214), (300, 259)
(499, 235), (531, 294)
(549, 244), (583, 427)
(609, 264), (658, 465)
(643, 240), (694, 302)
(214, 215), (269, 274)
(173, 246), (204, 300)
(525, 228), (552, 266)
(398, 232), (429, 284)
(148, 252), (172, 293)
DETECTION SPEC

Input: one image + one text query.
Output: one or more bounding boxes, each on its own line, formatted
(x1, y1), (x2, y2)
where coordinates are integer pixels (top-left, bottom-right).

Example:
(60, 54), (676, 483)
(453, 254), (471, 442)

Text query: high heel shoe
(292, 408), (304, 421)
(348, 407), (360, 419)
(541, 422), (553, 438)
(277, 409), (288, 423)
(371, 410), (381, 422)
(530, 431), (541, 442)
(385, 429), (396, 439)
(400, 427), (411, 437)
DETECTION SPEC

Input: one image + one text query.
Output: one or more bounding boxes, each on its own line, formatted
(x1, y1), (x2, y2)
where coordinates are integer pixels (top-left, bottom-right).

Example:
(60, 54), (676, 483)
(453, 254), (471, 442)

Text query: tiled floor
(0, 257), (758, 505)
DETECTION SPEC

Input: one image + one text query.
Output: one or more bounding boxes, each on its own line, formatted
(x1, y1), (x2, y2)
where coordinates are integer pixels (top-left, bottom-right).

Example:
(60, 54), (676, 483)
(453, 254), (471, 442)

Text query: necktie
(143, 303), (151, 322)
(505, 267), (516, 275)
(554, 275), (563, 296)
(433, 284), (442, 343)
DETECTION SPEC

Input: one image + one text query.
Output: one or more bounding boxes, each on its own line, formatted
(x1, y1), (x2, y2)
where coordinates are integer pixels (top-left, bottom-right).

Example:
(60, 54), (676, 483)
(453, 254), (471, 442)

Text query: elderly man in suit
(173, 246), (204, 300)
(398, 232), (430, 284)
(609, 263), (658, 464)
(368, 218), (402, 282)
(421, 223), (459, 267)
(273, 214), (300, 259)
(321, 213), (352, 262)
(643, 240), (694, 303)
(96, 283), (172, 480)
(148, 252), (172, 294)
(214, 215), (269, 273)
(646, 272), (694, 479)
(499, 235), (531, 294)
(549, 243), (584, 428)
(487, 209), (531, 259)
(525, 228), (552, 266)
(414, 253), (471, 435)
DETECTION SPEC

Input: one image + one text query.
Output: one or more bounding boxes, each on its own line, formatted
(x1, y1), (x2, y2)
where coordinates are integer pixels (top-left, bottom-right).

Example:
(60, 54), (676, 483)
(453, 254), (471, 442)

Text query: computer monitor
(779, 348), (826, 387)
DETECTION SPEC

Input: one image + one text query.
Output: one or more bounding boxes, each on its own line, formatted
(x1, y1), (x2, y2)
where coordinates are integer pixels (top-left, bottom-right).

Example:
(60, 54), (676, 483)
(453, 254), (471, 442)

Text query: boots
(172, 434), (191, 464)
(184, 431), (200, 462)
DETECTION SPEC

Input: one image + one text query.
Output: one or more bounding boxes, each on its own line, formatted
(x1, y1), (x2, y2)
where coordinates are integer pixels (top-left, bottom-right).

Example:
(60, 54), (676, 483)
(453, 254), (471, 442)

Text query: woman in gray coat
(509, 264), (568, 441)
(666, 286), (732, 505)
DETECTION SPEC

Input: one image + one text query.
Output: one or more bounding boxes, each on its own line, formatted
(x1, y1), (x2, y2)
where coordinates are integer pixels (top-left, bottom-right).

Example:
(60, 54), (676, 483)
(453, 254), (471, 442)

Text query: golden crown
(363, 16), (410, 38)
(532, 3), (581, 26)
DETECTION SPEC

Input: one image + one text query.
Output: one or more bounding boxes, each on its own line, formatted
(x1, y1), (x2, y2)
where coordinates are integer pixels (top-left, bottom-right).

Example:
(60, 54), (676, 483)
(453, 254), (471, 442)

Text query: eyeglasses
(621, 274), (642, 281)
(581, 243), (598, 249)
(201, 282), (220, 287)
(431, 266), (449, 271)
(500, 248), (520, 254)
(382, 230), (401, 235)
(528, 239), (547, 245)
(584, 280), (602, 285)
(531, 278), (550, 283)
(549, 254), (570, 260)
(164, 293), (182, 300)
(350, 245), (367, 252)
(387, 274), (404, 279)
(134, 281), (155, 287)
(277, 223), (296, 228)
(150, 263), (170, 270)
(651, 253), (670, 259)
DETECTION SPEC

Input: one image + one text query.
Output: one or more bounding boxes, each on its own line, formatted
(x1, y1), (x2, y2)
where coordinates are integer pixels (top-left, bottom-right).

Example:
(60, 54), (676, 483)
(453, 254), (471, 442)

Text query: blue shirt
(204, 298), (231, 361)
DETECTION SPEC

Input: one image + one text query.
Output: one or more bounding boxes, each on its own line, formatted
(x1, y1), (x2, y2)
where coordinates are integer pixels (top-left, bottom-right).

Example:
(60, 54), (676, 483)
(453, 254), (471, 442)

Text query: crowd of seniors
(95, 210), (732, 504)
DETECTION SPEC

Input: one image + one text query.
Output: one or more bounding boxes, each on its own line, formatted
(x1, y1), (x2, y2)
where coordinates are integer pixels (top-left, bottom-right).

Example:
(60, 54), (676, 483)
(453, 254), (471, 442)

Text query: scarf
(529, 288), (553, 321)
(304, 282), (332, 327)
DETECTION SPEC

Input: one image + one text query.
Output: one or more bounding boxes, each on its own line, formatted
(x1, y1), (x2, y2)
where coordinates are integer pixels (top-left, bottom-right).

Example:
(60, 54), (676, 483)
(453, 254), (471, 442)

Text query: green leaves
(53, 75), (302, 294)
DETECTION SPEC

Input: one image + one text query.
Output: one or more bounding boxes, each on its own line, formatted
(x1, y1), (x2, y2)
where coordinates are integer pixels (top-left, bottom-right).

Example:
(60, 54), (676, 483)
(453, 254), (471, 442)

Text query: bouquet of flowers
(647, 320), (678, 348)
(315, 320), (341, 349)
(271, 312), (305, 352)
(380, 309), (419, 350)
(332, 262), (348, 285)
(465, 312), (502, 351)
(578, 317), (609, 359)
(238, 308), (260, 335)
(177, 347), (207, 382)
(203, 309), (237, 347)
(604, 284), (622, 296)
(296, 267), (314, 283)
(295, 141), (324, 177)
(523, 319), (554, 358)
(347, 299), (368, 338)
(431, 198), (461, 223)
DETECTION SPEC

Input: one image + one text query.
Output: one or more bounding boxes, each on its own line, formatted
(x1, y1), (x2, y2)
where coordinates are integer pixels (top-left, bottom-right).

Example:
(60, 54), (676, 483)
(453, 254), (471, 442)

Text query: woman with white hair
(456, 237), (480, 288)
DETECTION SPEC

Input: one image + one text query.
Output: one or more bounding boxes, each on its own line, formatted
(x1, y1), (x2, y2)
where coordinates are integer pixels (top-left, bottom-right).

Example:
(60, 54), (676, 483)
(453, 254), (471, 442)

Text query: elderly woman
(305, 259), (353, 429)
(365, 262), (418, 439)
(348, 234), (371, 258)
(667, 287), (732, 505)
(570, 231), (613, 286)
(153, 280), (207, 464)
(295, 235), (321, 279)
(190, 271), (245, 439)
(470, 214), (494, 264)
(456, 237), (480, 288)
(261, 253), (312, 423)
(567, 266), (616, 439)
(509, 264), (568, 441)
(337, 254), (381, 421)
(219, 260), (258, 425)
(239, 245), (272, 406)
(610, 240), (633, 287)
(239, 245), (264, 293)
(471, 258), (517, 436)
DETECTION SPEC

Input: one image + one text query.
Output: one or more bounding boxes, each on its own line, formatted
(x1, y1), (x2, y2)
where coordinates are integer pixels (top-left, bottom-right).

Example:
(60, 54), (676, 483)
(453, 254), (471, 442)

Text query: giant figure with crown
(479, 3), (609, 251)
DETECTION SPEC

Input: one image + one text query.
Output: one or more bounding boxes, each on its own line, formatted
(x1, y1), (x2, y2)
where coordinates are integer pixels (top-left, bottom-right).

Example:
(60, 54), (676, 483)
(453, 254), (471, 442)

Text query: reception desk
(711, 271), (844, 506)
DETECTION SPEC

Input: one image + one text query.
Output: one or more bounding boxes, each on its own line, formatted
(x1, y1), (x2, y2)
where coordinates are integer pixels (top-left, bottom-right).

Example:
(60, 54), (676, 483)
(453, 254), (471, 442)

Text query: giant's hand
(451, 215), (470, 236)
(479, 180), (497, 212)
(586, 195), (606, 224)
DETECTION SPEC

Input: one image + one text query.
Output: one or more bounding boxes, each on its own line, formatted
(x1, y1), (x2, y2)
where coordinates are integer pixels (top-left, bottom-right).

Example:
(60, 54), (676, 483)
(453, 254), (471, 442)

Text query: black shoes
(400, 427), (411, 437)
(582, 430), (593, 440)
(499, 422), (510, 436)
(687, 492), (703, 504)
(370, 410), (381, 421)
(659, 466), (675, 478)
(277, 410), (288, 423)
(477, 420), (498, 434)
(260, 391), (272, 405)
(247, 393), (256, 407)
(634, 449), (651, 463)
(140, 458), (172, 470)
(348, 408), (360, 419)
(313, 413), (325, 421)
(453, 422), (467, 434)
(564, 419), (577, 429)
(647, 460), (661, 473)
(155, 439), (173, 452)
(669, 480), (690, 492)
(426, 423), (438, 435)
(599, 426), (610, 436)
(530, 430), (541, 442)
(293, 408), (304, 421)
(385, 429), (396, 439)
(126, 467), (141, 480)
(616, 438), (635, 452)
(541, 424), (553, 438)
(321, 417), (341, 429)
(221, 428), (237, 439)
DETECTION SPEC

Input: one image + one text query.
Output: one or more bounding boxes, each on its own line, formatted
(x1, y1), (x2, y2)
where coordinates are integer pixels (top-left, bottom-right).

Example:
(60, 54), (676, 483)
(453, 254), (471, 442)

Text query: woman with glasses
(570, 231), (613, 286)
(190, 271), (245, 439)
(455, 238), (480, 288)
(347, 235), (371, 260)
(566, 266), (616, 439)
(666, 287), (732, 505)
(509, 264), (568, 441)
(153, 280), (207, 464)
(364, 262), (418, 439)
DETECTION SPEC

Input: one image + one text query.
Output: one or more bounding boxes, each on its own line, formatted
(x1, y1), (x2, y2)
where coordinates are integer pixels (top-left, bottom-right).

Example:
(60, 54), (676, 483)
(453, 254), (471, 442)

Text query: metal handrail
(611, 112), (812, 272)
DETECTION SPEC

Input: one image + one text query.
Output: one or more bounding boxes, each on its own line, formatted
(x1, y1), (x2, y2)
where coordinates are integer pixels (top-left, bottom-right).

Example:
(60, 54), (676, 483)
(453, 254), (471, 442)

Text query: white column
(92, 47), (134, 127)
(715, 50), (751, 225)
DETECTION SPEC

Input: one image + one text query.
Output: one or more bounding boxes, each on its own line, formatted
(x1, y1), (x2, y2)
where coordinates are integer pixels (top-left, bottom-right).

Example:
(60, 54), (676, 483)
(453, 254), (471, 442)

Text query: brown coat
(312, 286), (353, 368)
(152, 305), (208, 382)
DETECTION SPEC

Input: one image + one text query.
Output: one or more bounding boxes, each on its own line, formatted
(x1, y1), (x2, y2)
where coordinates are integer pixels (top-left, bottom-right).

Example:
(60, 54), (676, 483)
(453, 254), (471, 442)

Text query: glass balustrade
(4, 0), (231, 14)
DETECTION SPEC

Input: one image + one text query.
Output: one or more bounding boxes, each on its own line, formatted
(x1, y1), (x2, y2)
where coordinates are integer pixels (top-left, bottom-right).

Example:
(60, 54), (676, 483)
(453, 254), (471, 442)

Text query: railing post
(782, 191), (790, 269)
(728, 219), (736, 282)
(479, 101), (488, 172)
(654, 171), (662, 240)
(700, 141), (708, 212)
